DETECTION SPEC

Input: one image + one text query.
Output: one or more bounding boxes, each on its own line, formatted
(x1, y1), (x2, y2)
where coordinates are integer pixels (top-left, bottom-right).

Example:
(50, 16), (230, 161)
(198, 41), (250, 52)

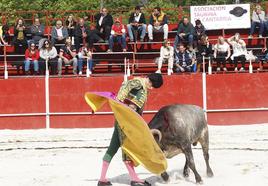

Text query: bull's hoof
(207, 170), (214, 177)
(196, 180), (204, 185)
(183, 168), (190, 178)
(160, 172), (169, 181)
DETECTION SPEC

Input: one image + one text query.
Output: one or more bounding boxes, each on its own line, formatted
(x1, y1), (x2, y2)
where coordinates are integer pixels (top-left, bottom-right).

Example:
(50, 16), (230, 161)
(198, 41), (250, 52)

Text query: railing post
(4, 45), (8, 79)
(45, 59), (50, 129)
(202, 55), (208, 120)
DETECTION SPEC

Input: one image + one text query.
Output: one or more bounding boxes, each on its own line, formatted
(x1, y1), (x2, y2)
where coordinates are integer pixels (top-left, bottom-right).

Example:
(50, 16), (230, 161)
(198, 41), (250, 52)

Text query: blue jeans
(174, 34), (194, 48)
(250, 21), (264, 35)
(127, 24), (146, 41)
(78, 58), (93, 72)
(109, 34), (126, 50)
(24, 59), (39, 72)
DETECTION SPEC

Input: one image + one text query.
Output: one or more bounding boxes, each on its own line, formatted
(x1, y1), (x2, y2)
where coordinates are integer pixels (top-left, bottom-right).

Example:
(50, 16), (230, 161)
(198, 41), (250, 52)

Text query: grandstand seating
(1, 7), (268, 77)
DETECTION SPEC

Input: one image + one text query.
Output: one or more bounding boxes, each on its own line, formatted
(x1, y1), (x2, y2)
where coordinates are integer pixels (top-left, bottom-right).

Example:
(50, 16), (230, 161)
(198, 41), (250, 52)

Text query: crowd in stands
(0, 4), (268, 76)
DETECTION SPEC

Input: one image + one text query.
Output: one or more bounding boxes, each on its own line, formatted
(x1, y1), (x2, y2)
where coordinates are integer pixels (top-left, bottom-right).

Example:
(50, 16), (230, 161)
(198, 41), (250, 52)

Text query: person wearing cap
(97, 73), (163, 186)
(107, 18), (127, 52)
(127, 6), (146, 42)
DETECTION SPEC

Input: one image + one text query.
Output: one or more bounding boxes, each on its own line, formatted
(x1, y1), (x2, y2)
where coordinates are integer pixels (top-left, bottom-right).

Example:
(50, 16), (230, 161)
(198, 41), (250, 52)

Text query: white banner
(190, 4), (251, 30)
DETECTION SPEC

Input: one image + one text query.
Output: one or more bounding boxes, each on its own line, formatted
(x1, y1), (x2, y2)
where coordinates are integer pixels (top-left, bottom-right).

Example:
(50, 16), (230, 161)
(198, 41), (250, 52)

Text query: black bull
(148, 104), (214, 184)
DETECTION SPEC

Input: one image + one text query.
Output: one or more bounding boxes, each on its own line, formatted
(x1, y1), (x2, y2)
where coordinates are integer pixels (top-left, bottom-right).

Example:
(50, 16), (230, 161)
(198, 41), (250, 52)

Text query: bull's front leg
(181, 144), (203, 184)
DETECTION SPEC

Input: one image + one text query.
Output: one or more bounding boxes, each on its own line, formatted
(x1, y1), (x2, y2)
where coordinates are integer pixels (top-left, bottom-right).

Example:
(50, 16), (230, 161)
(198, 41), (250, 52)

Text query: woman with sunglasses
(39, 39), (58, 75)
(24, 42), (40, 75)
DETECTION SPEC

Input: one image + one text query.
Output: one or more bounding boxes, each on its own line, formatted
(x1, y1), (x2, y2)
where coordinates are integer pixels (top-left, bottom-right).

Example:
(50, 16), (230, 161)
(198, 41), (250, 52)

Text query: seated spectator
(74, 18), (90, 51)
(258, 47), (268, 71)
(30, 18), (45, 44)
(1, 24), (10, 44)
(148, 7), (168, 42)
(174, 44), (196, 73)
(66, 14), (76, 42)
(51, 20), (69, 46)
(0, 23), (8, 45)
(194, 19), (206, 44)
(107, 18), (127, 52)
(227, 33), (247, 72)
(24, 42), (40, 75)
(39, 39), (58, 75)
(174, 17), (194, 50)
(214, 36), (231, 72)
(94, 7), (113, 42)
(78, 43), (93, 75)
(12, 18), (28, 54)
(58, 38), (78, 76)
(127, 6), (146, 42)
(196, 35), (213, 66)
(155, 40), (174, 74)
(249, 4), (265, 38)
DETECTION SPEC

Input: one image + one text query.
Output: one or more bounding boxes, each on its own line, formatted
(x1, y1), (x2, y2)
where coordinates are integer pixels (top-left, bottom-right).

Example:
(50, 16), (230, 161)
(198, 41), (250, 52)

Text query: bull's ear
(153, 133), (160, 142)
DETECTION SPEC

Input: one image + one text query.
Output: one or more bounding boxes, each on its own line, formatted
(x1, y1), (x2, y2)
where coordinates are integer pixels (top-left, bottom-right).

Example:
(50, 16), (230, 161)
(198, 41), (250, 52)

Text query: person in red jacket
(24, 42), (40, 75)
(107, 18), (127, 52)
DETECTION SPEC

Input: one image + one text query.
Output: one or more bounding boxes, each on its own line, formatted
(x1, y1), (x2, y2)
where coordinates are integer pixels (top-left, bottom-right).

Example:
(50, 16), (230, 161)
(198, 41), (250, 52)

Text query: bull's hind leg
(199, 128), (214, 177)
(181, 144), (202, 184)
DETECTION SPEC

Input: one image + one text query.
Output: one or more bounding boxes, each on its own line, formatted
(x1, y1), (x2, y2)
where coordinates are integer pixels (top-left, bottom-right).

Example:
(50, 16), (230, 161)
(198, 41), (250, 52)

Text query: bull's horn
(150, 129), (162, 142)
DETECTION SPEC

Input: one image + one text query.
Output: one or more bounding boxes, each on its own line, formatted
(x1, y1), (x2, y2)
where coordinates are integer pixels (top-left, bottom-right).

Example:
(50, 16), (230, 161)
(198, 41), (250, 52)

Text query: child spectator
(107, 18), (127, 52)
(127, 5), (146, 42)
(12, 18), (27, 54)
(249, 4), (265, 38)
(39, 39), (58, 75)
(24, 42), (40, 75)
(58, 38), (78, 76)
(174, 44), (195, 73)
(228, 33), (247, 72)
(174, 17), (194, 50)
(78, 43), (93, 75)
(51, 20), (69, 46)
(155, 40), (174, 75)
(214, 36), (231, 72)
(148, 7), (168, 42)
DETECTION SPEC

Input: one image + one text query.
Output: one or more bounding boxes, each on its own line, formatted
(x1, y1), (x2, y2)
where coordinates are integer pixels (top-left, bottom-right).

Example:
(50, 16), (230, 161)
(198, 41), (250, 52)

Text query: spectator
(228, 33), (247, 72)
(107, 18), (127, 52)
(248, 4), (265, 38)
(94, 7), (113, 42)
(174, 17), (194, 50)
(66, 14), (76, 42)
(148, 7), (168, 42)
(196, 35), (213, 66)
(78, 43), (93, 75)
(258, 47), (268, 71)
(214, 36), (231, 72)
(74, 18), (90, 52)
(0, 24), (10, 45)
(24, 42), (40, 75)
(39, 39), (58, 75)
(30, 18), (45, 44)
(194, 19), (206, 44)
(12, 18), (27, 54)
(51, 20), (69, 46)
(174, 44), (196, 73)
(155, 40), (174, 74)
(127, 5), (146, 42)
(58, 38), (78, 76)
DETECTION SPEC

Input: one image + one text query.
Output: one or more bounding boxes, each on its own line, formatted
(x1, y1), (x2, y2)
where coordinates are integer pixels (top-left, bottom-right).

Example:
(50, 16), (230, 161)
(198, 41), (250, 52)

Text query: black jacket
(128, 12), (146, 24)
(94, 13), (113, 30)
(74, 25), (90, 38)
